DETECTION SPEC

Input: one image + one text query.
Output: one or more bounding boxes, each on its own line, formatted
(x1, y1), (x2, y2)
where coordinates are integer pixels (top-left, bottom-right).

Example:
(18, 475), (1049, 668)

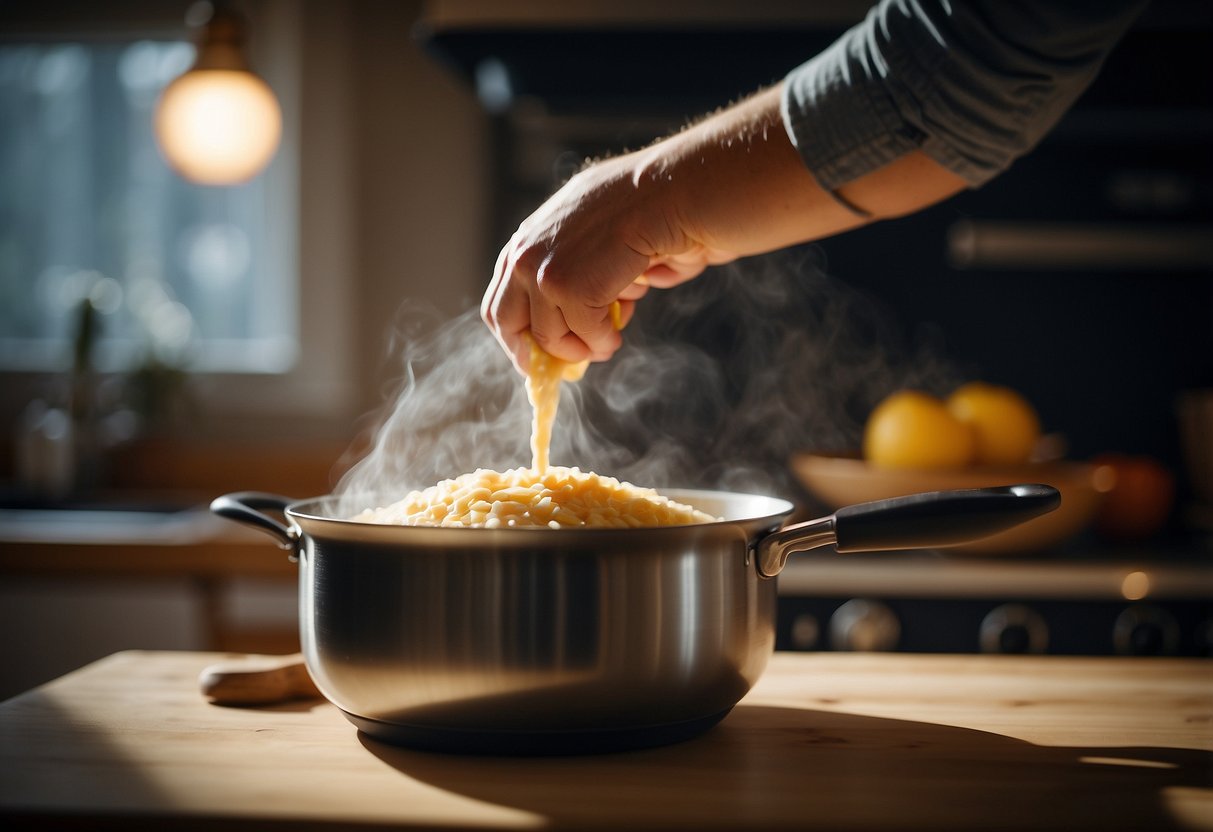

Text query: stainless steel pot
(213, 484), (1058, 754)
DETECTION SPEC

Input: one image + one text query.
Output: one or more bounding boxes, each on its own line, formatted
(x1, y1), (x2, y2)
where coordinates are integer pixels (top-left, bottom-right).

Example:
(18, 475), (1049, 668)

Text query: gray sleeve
(781, 0), (1148, 191)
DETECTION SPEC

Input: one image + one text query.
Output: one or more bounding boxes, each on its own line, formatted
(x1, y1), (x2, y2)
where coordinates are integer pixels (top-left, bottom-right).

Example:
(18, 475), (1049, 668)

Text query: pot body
(289, 492), (788, 753)
(216, 484), (1058, 753)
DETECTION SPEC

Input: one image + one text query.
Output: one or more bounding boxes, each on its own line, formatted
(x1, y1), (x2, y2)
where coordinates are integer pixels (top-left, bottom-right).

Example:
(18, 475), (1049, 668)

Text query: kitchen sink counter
(0, 437), (347, 581)
(1, 650), (1210, 830)
(0, 500), (294, 579)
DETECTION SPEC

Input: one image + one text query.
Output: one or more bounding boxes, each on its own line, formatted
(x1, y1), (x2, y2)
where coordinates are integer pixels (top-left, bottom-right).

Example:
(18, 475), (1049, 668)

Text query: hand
(480, 148), (737, 373)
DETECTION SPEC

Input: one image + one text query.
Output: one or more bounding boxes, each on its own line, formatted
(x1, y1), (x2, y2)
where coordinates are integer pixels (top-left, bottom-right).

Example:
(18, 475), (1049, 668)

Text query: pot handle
(757, 484), (1060, 578)
(211, 492), (300, 554)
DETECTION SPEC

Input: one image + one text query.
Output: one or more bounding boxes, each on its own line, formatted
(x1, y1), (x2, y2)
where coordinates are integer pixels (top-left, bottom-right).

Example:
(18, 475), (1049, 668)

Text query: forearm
(633, 83), (966, 257)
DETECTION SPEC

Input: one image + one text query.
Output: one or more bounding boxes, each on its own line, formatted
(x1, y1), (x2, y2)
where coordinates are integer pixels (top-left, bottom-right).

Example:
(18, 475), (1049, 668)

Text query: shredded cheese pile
(352, 466), (716, 529)
(354, 300), (717, 529)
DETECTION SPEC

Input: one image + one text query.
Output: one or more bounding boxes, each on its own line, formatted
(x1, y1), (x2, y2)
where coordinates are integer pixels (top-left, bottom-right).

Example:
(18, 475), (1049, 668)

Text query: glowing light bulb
(153, 2), (281, 186)
(155, 69), (281, 185)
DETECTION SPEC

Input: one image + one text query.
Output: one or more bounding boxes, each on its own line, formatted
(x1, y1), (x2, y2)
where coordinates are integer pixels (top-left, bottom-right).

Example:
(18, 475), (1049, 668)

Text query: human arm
(481, 85), (966, 372)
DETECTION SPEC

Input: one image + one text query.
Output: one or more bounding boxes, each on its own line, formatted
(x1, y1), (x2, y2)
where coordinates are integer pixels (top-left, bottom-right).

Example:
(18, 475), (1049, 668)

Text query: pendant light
(154, 1), (282, 186)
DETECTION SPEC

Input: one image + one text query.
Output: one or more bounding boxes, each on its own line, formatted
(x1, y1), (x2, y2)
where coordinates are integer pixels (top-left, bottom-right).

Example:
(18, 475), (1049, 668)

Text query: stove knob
(829, 599), (900, 652)
(1113, 604), (1180, 656)
(980, 603), (1049, 654)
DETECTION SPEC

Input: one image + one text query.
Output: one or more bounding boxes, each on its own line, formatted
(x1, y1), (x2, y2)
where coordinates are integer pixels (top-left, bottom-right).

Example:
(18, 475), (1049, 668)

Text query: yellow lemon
(863, 390), (975, 469)
(946, 382), (1041, 466)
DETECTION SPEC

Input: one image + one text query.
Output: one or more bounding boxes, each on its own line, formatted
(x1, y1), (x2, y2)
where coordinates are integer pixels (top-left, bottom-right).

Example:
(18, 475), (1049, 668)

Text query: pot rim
(285, 488), (796, 545)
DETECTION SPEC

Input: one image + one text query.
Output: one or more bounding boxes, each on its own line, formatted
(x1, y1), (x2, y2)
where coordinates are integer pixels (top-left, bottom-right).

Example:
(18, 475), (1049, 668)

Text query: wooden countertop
(1, 651), (1210, 830)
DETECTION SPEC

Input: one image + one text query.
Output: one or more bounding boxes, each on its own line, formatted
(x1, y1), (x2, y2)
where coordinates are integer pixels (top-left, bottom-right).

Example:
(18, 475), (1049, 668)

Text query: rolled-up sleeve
(781, 0), (1147, 190)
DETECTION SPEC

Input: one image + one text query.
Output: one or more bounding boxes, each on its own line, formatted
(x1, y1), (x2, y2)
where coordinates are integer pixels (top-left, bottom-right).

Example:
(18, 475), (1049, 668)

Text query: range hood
(415, 1), (868, 116)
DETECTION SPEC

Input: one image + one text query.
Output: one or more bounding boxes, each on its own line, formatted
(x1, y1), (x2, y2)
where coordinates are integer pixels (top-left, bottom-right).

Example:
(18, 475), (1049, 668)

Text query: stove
(776, 541), (1213, 656)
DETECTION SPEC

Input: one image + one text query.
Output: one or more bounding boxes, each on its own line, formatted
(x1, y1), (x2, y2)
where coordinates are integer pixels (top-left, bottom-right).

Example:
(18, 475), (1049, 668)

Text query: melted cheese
(524, 334), (588, 473)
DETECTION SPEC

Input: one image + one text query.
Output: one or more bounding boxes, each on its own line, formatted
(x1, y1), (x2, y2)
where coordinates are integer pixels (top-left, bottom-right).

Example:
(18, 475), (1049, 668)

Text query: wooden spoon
(199, 653), (322, 705)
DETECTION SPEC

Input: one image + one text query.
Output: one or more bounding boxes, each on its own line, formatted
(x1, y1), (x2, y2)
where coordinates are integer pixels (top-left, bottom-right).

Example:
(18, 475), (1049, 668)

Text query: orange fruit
(946, 382), (1041, 466)
(863, 390), (975, 469)
(1092, 453), (1175, 541)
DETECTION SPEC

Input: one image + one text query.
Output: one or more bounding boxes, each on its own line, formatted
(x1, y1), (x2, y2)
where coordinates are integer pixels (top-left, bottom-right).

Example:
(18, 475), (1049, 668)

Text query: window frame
(0, 0), (359, 435)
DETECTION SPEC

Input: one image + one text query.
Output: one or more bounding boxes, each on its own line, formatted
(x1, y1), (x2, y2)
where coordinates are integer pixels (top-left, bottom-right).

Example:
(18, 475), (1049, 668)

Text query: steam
(334, 305), (529, 515)
(336, 247), (962, 512)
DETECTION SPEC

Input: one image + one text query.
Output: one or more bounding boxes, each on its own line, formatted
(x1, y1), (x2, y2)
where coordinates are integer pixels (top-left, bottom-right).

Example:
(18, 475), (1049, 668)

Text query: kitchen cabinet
(1, 650), (1209, 829)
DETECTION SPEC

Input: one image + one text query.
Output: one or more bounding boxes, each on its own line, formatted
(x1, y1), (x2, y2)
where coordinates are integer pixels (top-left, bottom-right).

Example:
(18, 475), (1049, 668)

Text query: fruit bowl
(790, 453), (1114, 555)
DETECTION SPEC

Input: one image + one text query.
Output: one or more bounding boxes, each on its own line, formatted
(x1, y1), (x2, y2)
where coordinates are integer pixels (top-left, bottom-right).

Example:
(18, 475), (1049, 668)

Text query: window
(0, 39), (296, 374)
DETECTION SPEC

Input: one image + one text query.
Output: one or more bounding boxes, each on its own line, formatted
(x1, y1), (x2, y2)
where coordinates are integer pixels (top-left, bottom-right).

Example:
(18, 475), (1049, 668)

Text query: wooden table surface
(1, 650), (1210, 830)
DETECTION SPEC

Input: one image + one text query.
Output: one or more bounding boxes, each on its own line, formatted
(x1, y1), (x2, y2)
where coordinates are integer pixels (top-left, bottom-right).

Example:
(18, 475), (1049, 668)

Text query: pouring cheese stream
(523, 339), (586, 474)
(524, 300), (623, 472)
